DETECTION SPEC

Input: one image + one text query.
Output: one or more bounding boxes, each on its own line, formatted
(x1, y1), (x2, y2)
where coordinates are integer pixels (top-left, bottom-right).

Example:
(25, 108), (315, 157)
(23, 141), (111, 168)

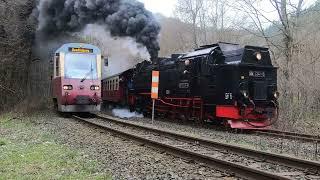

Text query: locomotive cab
(51, 43), (102, 112)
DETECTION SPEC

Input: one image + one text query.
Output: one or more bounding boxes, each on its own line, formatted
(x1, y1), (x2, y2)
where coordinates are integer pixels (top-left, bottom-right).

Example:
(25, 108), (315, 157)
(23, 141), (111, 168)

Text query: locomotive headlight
(63, 85), (73, 90)
(255, 52), (262, 61)
(185, 59), (190, 66)
(241, 90), (249, 98)
(273, 91), (280, 99)
(90, 85), (100, 90)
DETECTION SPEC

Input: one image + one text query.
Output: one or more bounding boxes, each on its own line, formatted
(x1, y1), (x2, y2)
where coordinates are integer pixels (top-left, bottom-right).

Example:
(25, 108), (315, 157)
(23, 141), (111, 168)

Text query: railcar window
(55, 56), (60, 77)
(116, 79), (119, 90)
(64, 53), (98, 79)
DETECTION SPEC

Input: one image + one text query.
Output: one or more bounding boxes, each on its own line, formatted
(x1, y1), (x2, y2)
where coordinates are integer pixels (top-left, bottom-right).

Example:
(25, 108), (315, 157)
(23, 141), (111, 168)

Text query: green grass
(0, 113), (111, 180)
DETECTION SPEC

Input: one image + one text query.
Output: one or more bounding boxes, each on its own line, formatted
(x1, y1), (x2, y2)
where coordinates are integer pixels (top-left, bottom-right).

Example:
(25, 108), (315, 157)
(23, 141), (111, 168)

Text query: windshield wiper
(80, 68), (93, 82)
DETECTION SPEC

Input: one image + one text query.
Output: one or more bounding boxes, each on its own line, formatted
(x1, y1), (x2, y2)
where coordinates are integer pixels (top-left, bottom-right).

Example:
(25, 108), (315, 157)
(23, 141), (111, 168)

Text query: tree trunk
(192, 16), (198, 48)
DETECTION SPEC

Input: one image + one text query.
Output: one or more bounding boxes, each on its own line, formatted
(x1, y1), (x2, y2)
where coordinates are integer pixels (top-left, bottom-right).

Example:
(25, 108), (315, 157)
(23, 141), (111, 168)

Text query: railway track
(72, 114), (320, 180)
(252, 129), (320, 142)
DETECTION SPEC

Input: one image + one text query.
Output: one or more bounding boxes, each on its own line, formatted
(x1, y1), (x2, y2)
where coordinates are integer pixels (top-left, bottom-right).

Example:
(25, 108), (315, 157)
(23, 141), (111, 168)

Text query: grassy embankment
(0, 113), (111, 179)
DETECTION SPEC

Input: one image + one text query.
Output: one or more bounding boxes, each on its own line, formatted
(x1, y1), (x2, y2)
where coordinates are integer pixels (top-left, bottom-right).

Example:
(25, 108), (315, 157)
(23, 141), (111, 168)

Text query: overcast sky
(138, 0), (177, 17)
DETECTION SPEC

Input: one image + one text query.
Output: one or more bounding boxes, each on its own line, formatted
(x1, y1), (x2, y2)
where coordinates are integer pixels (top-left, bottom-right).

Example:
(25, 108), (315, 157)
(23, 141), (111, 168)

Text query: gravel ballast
(83, 116), (320, 179)
(33, 111), (239, 179)
(103, 109), (320, 162)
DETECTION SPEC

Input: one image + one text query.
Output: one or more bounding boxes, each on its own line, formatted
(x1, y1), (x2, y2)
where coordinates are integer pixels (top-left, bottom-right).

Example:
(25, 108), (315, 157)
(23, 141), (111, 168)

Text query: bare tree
(206, 0), (229, 41)
(0, 0), (35, 111)
(199, 3), (208, 44)
(175, 0), (204, 48)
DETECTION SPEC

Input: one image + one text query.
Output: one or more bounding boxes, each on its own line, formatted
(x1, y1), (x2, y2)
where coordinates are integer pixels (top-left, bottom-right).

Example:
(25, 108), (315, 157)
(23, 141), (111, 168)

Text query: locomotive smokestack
(32, 0), (160, 60)
(151, 54), (158, 64)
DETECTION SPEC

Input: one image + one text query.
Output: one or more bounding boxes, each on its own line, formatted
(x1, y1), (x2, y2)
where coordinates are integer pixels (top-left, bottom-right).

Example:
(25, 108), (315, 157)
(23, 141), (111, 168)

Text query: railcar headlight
(185, 59), (190, 66)
(241, 90), (249, 98)
(255, 52), (262, 61)
(90, 85), (100, 90)
(274, 91), (280, 99)
(63, 85), (73, 90)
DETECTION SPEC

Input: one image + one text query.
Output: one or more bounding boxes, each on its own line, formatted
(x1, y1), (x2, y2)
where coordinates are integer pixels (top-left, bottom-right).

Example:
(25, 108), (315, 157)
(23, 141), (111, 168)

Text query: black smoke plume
(33, 0), (160, 60)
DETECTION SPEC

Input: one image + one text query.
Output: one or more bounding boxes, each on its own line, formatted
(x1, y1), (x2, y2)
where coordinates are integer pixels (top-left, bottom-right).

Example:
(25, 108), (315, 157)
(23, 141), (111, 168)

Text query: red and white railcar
(102, 69), (134, 105)
(51, 43), (102, 112)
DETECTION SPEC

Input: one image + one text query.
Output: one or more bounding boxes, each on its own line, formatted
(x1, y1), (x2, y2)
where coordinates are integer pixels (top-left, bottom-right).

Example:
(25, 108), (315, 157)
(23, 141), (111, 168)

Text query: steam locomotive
(102, 42), (279, 129)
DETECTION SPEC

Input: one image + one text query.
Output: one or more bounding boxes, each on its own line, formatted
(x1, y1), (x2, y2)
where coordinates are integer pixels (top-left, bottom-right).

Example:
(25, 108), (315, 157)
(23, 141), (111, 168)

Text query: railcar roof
(55, 43), (101, 54)
(103, 68), (134, 79)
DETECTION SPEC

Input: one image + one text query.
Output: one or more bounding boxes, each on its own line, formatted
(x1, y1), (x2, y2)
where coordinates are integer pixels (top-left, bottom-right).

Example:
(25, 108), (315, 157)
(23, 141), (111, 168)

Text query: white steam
(81, 24), (150, 78)
(112, 108), (144, 119)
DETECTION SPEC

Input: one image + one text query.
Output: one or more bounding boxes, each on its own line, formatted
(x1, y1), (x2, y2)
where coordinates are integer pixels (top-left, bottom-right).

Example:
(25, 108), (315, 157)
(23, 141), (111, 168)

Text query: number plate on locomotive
(249, 71), (265, 78)
(179, 83), (189, 89)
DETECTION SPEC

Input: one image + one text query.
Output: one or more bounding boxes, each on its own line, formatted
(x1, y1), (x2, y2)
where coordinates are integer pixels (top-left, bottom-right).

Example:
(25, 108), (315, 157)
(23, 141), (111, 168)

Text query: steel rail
(72, 115), (290, 180)
(95, 114), (320, 172)
(252, 129), (320, 142)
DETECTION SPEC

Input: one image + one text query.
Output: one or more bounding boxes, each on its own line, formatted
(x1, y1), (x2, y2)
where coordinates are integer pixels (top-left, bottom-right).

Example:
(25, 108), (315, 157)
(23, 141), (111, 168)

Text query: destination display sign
(69, 47), (93, 53)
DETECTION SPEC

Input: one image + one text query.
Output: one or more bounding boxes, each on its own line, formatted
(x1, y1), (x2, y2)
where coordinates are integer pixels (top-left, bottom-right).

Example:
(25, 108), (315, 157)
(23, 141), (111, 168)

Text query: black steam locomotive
(102, 42), (279, 129)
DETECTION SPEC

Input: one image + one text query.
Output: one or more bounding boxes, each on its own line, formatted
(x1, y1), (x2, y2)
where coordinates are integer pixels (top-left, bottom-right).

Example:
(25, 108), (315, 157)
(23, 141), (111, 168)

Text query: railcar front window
(65, 53), (98, 79)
